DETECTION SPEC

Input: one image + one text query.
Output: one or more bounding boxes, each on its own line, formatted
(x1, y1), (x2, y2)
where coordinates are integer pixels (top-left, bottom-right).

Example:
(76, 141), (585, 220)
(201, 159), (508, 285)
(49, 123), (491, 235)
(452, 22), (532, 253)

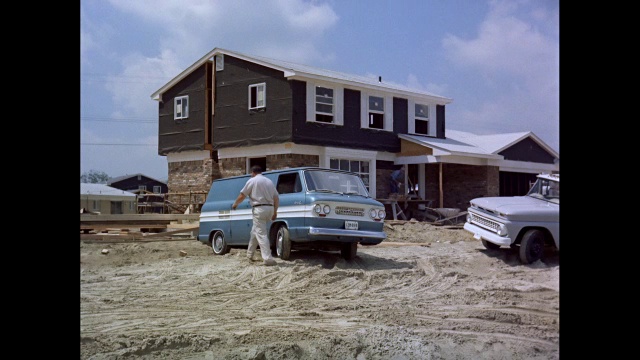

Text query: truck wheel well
(515, 227), (555, 249)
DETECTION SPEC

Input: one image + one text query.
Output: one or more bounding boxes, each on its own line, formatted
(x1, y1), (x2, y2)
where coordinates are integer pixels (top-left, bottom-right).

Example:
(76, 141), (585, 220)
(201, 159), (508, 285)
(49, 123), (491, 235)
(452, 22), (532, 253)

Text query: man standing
(390, 168), (404, 195)
(231, 165), (280, 266)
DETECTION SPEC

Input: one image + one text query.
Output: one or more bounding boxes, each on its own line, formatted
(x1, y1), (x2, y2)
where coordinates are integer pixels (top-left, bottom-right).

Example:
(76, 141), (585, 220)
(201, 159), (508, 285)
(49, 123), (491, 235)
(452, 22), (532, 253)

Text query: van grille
(470, 213), (501, 233)
(335, 206), (364, 217)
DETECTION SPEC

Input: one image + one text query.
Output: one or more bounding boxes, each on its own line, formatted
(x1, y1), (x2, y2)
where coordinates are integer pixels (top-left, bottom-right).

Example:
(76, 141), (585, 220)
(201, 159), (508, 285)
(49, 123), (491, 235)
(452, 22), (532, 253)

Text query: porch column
(418, 163), (425, 199)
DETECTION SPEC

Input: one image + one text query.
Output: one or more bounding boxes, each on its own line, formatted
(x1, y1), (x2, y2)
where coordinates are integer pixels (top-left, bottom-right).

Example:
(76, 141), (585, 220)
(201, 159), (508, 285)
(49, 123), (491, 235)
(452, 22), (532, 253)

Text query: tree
(81, 170), (110, 184)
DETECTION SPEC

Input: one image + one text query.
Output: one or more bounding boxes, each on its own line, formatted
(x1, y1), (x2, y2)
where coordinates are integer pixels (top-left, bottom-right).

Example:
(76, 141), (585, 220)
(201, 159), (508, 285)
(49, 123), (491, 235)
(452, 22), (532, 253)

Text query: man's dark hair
(251, 165), (263, 174)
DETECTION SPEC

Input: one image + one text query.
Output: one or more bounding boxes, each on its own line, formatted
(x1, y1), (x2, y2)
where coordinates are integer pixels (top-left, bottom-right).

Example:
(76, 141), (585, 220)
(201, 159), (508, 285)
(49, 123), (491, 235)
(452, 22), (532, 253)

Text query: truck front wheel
(519, 229), (544, 264)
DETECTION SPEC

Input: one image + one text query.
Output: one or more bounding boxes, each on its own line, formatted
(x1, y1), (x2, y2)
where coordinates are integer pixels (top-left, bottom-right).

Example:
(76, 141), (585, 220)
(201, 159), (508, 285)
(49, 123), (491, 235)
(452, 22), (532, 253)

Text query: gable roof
(398, 129), (559, 160)
(107, 173), (167, 185)
(80, 183), (137, 197)
(151, 48), (452, 104)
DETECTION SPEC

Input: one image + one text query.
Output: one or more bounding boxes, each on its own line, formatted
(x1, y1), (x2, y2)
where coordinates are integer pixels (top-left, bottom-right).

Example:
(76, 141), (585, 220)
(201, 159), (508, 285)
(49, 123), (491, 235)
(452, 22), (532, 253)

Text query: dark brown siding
(291, 84), (400, 152)
(436, 105), (445, 139)
(158, 63), (208, 156)
(212, 56), (293, 149)
(499, 137), (556, 163)
(393, 97), (408, 134)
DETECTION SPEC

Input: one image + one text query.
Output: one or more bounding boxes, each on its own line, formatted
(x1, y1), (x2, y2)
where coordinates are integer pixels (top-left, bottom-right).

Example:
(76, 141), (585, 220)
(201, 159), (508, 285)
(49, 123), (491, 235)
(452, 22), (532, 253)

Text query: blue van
(197, 167), (387, 260)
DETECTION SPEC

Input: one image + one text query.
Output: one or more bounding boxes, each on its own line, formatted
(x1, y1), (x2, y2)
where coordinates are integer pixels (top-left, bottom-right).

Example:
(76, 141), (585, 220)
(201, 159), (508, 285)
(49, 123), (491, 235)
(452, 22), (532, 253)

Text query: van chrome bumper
(308, 227), (386, 239)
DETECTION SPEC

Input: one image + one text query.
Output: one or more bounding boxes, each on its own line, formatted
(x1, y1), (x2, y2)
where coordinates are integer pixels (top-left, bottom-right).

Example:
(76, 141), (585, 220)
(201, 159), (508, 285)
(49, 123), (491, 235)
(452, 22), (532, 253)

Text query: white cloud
(105, 49), (183, 118)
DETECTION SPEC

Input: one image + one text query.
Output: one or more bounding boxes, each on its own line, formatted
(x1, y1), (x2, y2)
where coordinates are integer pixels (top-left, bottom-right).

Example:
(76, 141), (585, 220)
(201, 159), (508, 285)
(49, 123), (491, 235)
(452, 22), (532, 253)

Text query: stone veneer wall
(425, 164), (499, 210)
(218, 154), (319, 178)
(167, 159), (217, 209)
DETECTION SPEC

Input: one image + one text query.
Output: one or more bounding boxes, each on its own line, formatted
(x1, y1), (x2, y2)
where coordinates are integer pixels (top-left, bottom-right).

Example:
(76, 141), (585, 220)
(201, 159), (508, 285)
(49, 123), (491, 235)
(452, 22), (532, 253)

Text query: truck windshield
(304, 170), (369, 197)
(527, 177), (560, 204)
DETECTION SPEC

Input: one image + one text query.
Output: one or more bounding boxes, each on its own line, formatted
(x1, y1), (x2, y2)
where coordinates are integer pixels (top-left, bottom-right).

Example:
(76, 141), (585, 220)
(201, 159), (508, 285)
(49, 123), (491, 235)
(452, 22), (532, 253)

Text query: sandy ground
(80, 221), (559, 360)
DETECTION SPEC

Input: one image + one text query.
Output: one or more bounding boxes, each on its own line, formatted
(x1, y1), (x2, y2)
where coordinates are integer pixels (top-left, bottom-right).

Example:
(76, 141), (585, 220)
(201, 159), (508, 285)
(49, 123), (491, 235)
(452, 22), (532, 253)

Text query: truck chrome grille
(470, 213), (501, 233)
(335, 206), (364, 217)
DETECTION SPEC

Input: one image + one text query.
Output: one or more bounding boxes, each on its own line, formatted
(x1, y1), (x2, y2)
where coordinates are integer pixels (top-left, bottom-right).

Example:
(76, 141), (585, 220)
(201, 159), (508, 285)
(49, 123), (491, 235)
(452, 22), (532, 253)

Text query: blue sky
(80, 0), (559, 182)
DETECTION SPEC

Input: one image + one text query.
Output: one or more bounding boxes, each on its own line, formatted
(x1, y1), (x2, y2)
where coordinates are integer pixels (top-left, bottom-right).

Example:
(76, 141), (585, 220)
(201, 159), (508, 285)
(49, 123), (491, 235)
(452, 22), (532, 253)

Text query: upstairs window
(306, 82), (343, 125)
(315, 86), (334, 123)
(249, 83), (266, 110)
(215, 54), (224, 71)
(138, 185), (147, 192)
(368, 96), (385, 129)
(414, 103), (429, 135)
(153, 186), (162, 193)
(175, 95), (189, 120)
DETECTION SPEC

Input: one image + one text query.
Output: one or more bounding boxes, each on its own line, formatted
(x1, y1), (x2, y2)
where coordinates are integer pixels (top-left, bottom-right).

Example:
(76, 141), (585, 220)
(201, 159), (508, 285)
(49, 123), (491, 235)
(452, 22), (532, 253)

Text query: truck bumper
(463, 223), (513, 247)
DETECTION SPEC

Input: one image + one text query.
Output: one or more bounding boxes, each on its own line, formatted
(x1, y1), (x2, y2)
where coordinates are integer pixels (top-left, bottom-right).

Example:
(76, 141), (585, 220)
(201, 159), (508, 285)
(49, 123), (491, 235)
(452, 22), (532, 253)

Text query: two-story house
(151, 48), (558, 211)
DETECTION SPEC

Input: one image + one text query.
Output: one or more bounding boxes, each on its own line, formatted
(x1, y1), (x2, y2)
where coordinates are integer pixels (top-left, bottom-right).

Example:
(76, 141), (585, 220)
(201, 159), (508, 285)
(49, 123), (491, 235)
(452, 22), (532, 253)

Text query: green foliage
(80, 170), (110, 184)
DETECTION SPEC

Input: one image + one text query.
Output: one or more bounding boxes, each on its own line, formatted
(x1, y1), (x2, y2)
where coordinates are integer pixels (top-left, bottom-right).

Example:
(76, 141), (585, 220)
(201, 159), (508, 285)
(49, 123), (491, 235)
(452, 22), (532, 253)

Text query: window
(139, 185), (147, 192)
(368, 96), (384, 129)
(315, 86), (334, 123)
(153, 186), (162, 194)
(361, 93), (392, 131)
(248, 83), (266, 110)
(92, 200), (99, 211)
(329, 158), (370, 191)
(414, 103), (429, 135)
(175, 95), (189, 120)
(306, 82), (343, 125)
(215, 54), (224, 71)
(276, 173), (302, 194)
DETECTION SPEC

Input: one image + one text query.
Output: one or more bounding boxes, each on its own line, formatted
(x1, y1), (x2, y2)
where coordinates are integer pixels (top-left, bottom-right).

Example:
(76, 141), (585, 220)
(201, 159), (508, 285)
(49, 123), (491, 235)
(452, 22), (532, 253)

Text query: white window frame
(329, 158), (371, 192)
(92, 200), (99, 211)
(408, 99), (434, 135)
(174, 95), (189, 120)
(306, 81), (344, 125)
(138, 185), (147, 192)
(153, 186), (162, 194)
(321, 147), (377, 196)
(215, 54), (224, 71)
(361, 92), (393, 131)
(248, 83), (266, 110)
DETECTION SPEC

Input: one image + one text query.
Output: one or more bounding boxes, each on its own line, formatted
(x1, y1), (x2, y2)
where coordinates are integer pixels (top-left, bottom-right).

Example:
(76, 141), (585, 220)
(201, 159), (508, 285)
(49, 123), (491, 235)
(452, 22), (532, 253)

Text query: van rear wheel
(212, 231), (229, 255)
(276, 225), (291, 260)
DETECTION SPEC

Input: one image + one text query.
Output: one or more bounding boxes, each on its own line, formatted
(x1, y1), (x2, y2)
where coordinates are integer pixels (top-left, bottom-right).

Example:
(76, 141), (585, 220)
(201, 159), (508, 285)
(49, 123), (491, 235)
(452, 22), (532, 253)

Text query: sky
(80, 0), (559, 182)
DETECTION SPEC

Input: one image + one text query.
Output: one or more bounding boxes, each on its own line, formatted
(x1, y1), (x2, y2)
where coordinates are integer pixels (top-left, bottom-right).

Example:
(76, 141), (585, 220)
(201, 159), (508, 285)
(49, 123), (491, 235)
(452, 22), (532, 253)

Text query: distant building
(80, 183), (137, 215)
(107, 174), (169, 214)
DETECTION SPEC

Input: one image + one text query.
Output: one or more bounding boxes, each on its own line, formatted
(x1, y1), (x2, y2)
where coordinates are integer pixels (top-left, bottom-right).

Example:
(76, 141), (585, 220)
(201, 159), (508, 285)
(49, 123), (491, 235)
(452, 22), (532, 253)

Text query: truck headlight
(497, 224), (507, 236)
(467, 213), (472, 222)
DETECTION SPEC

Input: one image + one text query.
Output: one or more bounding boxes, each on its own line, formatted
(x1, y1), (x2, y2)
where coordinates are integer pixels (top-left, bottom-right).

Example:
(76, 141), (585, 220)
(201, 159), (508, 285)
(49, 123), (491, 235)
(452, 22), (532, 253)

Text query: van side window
(277, 173), (301, 194)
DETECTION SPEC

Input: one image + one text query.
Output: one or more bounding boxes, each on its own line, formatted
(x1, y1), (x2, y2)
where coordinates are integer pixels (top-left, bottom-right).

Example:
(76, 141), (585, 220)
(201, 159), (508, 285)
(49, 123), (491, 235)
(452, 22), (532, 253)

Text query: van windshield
(304, 170), (369, 197)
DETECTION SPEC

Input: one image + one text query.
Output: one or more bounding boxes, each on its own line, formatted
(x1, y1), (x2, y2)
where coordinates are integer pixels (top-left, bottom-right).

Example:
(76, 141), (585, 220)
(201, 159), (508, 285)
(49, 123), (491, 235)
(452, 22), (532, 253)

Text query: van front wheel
(341, 242), (357, 260)
(276, 225), (292, 260)
(212, 231), (229, 255)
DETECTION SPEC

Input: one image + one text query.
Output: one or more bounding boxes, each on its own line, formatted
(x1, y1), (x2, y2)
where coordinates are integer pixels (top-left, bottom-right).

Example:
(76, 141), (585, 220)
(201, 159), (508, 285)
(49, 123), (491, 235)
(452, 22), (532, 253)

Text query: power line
(81, 143), (157, 146)
(81, 116), (156, 123)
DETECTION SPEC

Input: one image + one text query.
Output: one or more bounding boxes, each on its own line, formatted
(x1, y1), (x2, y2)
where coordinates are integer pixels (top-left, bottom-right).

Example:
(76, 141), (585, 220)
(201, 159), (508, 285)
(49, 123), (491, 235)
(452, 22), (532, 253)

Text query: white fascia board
(395, 154), (501, 166)
(324, 146), (377, 158)
(288, 73), (452, 105)
(167, 150), (210, 163)
(218, 142), (323, 159)
(499, 160), (560, 174)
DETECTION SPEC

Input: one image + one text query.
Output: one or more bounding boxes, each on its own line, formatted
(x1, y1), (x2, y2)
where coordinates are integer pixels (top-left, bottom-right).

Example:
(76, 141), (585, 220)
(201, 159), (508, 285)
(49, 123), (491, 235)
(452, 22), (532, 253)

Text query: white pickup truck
(463, 173), (559, 264)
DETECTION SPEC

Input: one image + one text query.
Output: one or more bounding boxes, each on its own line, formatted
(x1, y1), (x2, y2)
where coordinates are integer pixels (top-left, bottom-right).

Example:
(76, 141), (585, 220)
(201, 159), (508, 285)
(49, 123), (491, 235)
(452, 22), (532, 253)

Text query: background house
(80, 183), (137, 215)
(107, 174), (168, 214)
(151, 48), (559, 212)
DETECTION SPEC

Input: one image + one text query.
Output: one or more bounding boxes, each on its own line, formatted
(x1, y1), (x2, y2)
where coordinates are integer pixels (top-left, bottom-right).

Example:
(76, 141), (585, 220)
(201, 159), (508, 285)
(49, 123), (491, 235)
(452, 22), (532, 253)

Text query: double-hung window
(414, 103), (429, 135)
(249, 83), (266, 110)
(361, 93), (392, 131)
(368, 96), (385, 129)
(315, 86), (334, 123)
(175, 95), (189, 120)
